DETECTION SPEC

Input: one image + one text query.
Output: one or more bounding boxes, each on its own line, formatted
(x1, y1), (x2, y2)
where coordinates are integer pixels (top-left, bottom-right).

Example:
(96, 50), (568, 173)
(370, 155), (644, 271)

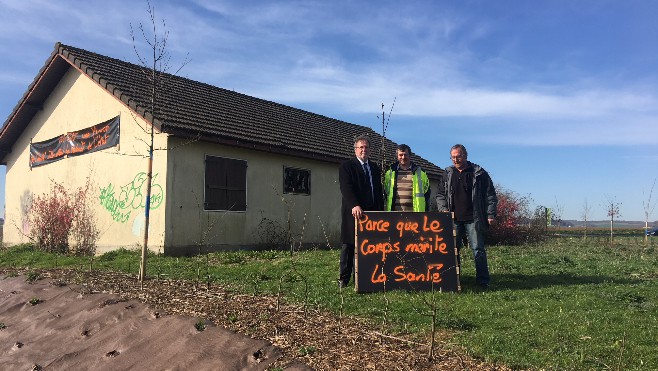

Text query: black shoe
(337, 280), (349, 289)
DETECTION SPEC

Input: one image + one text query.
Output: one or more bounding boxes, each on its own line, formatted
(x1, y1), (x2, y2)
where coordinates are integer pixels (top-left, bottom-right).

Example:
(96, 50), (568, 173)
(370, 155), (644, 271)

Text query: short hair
(354, 135), (370, 147)
(450, 144), (468, 157)
(396, 144), (412, 156)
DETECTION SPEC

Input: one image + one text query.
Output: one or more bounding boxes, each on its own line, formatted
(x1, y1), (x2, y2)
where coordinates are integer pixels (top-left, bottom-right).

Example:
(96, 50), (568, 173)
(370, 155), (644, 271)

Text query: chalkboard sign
(355, 211), (460, 293)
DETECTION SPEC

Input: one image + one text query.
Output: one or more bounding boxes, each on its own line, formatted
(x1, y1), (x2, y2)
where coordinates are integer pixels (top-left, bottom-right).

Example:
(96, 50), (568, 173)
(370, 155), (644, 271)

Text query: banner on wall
(29, 116), (120, 168)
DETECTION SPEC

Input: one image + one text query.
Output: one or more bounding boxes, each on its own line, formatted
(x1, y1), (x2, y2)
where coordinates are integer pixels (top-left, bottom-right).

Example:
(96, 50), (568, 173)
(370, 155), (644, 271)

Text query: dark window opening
(283, 167), (310, 195)
(205, 155), (247, 211)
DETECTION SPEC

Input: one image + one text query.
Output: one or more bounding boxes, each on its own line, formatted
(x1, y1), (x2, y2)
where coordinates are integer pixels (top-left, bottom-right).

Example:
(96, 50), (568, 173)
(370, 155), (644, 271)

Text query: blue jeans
(455, 221), (490, 286)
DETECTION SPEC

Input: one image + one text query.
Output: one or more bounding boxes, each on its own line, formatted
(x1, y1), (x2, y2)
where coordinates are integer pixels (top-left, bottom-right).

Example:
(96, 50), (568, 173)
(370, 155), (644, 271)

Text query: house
(0, 42), (444, 255)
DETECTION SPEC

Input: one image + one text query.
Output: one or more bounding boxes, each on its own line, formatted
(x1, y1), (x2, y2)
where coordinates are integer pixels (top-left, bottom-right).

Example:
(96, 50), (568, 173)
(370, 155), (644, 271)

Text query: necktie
(363, 163), (373, 203)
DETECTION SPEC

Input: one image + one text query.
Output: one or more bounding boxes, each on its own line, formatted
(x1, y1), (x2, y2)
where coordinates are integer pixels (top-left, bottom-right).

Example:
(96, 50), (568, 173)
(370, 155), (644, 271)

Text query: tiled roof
(0, 42), (443, 178)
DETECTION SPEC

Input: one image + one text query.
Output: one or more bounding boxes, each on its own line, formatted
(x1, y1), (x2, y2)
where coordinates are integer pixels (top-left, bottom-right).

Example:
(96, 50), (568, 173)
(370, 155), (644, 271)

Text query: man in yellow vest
(384, 144), (430, 212)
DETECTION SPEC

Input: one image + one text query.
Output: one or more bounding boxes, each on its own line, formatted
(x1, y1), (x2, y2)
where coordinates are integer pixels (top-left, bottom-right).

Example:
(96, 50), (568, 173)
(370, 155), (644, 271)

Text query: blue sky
(1, 0), (657, 221)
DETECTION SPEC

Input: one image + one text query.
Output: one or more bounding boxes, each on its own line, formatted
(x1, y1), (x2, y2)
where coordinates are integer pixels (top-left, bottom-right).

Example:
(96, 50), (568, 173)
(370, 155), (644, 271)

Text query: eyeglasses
(450, 155), (464, 160)
(355, 146), (369, 150)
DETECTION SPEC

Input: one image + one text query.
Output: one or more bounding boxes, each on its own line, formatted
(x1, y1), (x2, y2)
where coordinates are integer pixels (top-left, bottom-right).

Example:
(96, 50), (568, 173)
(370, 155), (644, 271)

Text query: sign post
(355, 211), (460, 293)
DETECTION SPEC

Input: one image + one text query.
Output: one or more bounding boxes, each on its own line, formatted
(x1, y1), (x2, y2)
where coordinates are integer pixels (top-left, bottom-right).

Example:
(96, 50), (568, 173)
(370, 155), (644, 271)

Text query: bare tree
(376, 99), (396, 186)
(581, 198), (592, 240)
(131, 0), (189, 281)
(604, 196), (622, 245)
(643, 179), (657, 244)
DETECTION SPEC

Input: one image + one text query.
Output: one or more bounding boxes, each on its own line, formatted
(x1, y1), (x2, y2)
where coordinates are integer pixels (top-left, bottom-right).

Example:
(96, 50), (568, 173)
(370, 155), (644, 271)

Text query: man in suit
(338, 135), (384, 288)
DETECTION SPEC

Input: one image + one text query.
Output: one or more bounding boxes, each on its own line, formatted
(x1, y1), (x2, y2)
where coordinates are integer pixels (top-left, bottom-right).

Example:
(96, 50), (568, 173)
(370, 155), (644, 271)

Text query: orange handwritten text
(371, 264), (387, 283)
(360, 239), (400, 262)
(404, 235), (448, 254)
(422, 216), (443, 233)
(396, 220), (419, 237)
(357, 214), (390, 232)
(393, 263), (444, 283)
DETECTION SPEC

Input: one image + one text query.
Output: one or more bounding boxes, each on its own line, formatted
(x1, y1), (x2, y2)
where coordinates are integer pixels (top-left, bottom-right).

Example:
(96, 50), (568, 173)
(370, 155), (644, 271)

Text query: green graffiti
(99, 172), (164, 223)
(99, 183), (131, 223)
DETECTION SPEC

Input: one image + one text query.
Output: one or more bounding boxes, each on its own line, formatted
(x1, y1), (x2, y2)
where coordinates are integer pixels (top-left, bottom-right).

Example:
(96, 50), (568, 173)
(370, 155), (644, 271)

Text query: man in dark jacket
(338, 135), (384, 288)
(436, 144), (497, 289)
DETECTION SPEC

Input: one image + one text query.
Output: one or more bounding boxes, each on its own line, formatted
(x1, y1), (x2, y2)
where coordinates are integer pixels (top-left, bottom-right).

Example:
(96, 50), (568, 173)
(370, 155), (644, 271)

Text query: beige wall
(3, 67), (168, 254)
(164, 137), (342, 254)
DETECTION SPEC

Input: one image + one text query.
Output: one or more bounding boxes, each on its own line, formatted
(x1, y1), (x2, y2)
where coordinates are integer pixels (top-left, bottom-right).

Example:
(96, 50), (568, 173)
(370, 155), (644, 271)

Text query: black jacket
(339, 158), (384, 244)
(436, 161), (497, 232)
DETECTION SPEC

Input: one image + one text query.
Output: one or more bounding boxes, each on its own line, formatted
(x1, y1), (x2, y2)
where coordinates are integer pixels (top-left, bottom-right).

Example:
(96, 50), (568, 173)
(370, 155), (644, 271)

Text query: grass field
(1, 237), (656, 370)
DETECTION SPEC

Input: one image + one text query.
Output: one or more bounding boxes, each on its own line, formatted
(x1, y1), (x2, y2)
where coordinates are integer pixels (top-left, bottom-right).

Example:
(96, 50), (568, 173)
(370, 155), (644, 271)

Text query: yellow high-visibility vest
(384, 166), (429, 212)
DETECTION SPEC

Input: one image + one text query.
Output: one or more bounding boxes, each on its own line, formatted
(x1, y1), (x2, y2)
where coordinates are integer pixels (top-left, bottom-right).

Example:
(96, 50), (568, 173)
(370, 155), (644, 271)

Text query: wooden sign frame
(354, 211), (460, 293)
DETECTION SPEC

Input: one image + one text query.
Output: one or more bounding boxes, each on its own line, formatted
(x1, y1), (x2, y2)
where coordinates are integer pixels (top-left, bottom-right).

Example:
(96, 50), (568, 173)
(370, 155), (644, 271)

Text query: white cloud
(2, 0), (657, 149)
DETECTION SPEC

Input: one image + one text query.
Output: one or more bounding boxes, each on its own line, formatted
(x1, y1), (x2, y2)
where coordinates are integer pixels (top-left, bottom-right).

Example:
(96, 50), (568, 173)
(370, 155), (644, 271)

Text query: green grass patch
(1, 240), (656, 369)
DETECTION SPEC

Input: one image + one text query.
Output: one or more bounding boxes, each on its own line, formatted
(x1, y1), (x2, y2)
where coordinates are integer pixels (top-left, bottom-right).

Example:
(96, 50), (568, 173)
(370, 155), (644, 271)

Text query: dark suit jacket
(339, 158), (384, 244)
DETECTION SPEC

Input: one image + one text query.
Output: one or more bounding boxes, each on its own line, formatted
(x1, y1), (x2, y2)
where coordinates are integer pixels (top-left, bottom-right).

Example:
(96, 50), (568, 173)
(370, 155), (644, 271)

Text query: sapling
(28, 297), (41, 305)
(194, 319), (206, 331)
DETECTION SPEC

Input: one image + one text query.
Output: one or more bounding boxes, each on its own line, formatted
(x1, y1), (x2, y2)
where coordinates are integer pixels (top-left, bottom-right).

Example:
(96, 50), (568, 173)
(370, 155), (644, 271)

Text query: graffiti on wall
(99, 172), (164, 224)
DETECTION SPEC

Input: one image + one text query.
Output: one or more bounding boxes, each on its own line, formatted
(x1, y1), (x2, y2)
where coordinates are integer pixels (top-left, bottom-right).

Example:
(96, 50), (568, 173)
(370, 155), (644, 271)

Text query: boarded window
(205, 156), (247, 211)
(283, 167), (311, 195)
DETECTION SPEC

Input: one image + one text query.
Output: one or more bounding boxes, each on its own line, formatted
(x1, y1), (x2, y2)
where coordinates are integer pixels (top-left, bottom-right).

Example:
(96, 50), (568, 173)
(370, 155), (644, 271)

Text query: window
(283, 166), (311, 195)
(205, 155), (247, 211)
